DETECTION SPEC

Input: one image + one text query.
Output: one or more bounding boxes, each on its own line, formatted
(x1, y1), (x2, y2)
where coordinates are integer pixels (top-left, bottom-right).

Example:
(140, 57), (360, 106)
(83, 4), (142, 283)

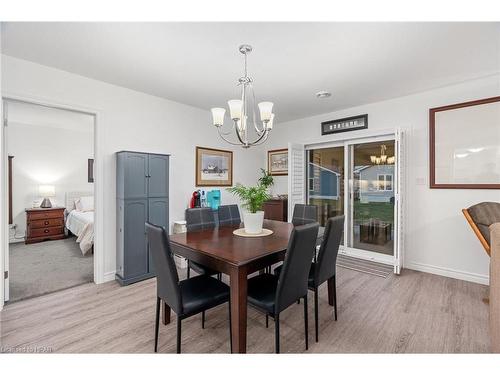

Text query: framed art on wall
(430, 96), (500, 189)
(196, 146), (233, 187)
(268, 148), (288, 176)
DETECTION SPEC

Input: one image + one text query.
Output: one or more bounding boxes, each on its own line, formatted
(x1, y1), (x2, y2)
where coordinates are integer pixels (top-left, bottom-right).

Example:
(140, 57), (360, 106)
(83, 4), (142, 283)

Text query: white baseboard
(9, 238), (24, 244)
(406, 261), (489, 285)
(102, 271), (116, 283)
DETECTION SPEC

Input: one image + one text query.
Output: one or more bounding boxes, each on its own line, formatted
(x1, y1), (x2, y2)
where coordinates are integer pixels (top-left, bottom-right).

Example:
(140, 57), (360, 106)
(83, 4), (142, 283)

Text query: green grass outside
(308, 199), (394, 225)
(353, 201), (394, 224)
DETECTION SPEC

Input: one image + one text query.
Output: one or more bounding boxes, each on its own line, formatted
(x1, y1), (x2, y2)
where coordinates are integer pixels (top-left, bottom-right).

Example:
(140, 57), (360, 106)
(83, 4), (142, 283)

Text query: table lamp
(39, 185), (55, 208)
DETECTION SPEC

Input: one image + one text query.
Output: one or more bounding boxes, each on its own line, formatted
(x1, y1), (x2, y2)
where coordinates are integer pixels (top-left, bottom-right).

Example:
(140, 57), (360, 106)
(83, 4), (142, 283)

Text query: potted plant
(228, 170), (274, 234)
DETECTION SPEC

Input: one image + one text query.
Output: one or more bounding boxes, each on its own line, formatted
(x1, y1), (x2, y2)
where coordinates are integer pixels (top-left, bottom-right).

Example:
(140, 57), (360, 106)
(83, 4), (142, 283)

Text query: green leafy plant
(258, 168), (274, 189)
(227, 183), (271, 213)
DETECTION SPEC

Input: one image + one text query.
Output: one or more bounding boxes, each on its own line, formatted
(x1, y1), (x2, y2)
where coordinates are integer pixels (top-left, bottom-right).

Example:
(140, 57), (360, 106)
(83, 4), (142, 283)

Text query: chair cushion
(189, 260), (218, 276)
(179, 275), (229, 316)
(247, 273), (279, 314)
(468, 202), (500, 246)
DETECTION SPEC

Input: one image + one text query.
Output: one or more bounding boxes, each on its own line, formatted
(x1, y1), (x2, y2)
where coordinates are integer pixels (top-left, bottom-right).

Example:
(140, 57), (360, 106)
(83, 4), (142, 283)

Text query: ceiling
(2, 22), (499, 123)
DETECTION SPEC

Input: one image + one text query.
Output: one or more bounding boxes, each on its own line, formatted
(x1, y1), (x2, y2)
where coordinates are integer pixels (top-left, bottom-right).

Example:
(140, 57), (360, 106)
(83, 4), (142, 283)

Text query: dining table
(165, 219), (334, 353)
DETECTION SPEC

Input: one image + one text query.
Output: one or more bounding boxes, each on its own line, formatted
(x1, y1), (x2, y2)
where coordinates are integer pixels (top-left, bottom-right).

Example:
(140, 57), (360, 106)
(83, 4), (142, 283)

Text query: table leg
(327, 277), (334, 307)
(229, 267), (247, 353)
(162, 300), (171, 325)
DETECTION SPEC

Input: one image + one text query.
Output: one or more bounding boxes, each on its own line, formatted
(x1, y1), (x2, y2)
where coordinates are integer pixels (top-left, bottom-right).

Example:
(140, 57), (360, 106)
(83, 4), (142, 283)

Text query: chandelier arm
(249, 131), (270, 146)
(245, 128), (269, 146)
(250, 84), (266, 134)
(217, 127), (249, 146)
(215, 120), (237, 136)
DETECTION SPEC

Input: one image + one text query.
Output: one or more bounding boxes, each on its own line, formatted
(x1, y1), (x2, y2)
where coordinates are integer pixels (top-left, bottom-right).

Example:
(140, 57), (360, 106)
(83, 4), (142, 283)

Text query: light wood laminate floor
(0, 268), (490, 353)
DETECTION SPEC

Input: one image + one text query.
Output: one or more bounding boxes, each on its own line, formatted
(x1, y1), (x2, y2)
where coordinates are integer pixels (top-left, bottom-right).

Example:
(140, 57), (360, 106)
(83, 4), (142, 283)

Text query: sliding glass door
(306, 136), (398, 264)
(347, 140), (395, 257)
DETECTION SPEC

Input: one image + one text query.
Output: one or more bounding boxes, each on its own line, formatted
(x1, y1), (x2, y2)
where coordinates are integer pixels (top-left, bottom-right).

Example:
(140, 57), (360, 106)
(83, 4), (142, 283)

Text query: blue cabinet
(116, 151), (169, 285)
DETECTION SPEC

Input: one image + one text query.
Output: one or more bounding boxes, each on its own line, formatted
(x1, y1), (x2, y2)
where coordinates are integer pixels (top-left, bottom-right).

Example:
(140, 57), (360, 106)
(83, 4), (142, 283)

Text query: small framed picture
(196, 146), (233, 187)
(268, 148), (288, 176)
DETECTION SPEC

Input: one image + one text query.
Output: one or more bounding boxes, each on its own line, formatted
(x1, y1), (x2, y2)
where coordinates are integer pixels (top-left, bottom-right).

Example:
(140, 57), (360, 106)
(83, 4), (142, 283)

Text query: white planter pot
(243, 211), (265, 234)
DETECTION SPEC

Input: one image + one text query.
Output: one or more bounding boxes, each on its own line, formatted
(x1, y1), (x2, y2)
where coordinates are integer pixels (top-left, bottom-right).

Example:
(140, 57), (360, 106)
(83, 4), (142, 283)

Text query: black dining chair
(247, 222), (319, 353)
(291, 203), (324, 249)
(309, 215), (344, 342)
(274, 215), (344, 341)
(291, 204), (318, 226)
(185, 208), (219, 279)
(218, 204), (241, 227)
(146, 222), (232, 354)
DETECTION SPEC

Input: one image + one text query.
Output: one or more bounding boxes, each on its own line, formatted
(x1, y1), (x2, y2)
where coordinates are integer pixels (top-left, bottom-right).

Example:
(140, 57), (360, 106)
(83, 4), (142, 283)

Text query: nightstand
(25, 207), (66, 244)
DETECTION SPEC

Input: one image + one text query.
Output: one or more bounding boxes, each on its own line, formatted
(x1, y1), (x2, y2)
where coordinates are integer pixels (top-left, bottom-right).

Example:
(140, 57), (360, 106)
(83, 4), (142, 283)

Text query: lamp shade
(266, 113), (275, 130)
(228, 100), (243, 120)
(39, 185), (55, 197)
(258, 102), (274, 122)
(211, 107), (225, 127)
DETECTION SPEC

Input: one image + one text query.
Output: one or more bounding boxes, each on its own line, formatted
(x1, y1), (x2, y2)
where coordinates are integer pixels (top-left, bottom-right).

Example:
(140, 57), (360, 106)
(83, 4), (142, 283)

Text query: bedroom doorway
(2, 98), (97, 303)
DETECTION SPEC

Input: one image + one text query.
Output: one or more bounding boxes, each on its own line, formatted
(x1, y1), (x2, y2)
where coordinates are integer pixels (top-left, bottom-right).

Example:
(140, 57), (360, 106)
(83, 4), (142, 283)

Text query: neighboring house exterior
(358, 164), (395, 203)
(308, 162), (340, 200)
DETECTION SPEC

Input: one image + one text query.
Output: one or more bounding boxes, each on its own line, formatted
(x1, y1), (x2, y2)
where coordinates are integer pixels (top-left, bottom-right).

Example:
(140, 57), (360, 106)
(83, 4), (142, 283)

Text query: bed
(65, 191), (94, 255)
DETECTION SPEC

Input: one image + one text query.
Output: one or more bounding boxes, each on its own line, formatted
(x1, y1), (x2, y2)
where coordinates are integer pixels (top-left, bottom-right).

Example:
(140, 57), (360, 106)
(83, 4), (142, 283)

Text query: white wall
(7, 110), (94, 239)
(259, 74), (500, 284)
(1, 55), (261, 282)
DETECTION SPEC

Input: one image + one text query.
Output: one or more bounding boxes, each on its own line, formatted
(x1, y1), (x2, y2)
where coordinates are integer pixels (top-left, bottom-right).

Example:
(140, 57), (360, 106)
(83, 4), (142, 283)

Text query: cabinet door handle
(45, 221), (49, 225)
(44, 229), (50, 233)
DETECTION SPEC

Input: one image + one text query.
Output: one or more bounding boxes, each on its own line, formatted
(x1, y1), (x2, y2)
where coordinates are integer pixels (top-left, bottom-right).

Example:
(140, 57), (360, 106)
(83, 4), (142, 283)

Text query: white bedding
(66, 210), (94, 255)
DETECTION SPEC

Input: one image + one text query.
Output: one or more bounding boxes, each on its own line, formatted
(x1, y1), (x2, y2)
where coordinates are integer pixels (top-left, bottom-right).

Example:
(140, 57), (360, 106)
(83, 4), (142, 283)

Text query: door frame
(305, 129), (402, 270)
(1, 93), (105, 309)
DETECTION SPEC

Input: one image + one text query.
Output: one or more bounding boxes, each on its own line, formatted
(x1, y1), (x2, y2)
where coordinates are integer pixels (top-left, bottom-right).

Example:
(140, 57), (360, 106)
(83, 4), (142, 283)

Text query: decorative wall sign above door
(321, 114), (368, 135)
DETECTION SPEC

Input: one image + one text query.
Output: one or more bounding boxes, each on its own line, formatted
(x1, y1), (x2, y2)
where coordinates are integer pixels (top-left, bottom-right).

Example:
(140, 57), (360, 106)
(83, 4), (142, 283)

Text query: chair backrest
(145, 222), (182, 314)
(218, 204), (241, 227)
(185, 207), (216, 232)
(463, 202), (500, 256)
(275, 222), (319, 313)
(292, 204), (318, 226)
(314, 216), (345, 286)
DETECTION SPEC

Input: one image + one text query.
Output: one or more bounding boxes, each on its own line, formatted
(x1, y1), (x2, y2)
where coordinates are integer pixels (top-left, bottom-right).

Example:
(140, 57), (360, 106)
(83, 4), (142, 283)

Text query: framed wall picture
(430, 96), (500, 189)
(268, 148), (288, 176)
(196, 146), (233, 187)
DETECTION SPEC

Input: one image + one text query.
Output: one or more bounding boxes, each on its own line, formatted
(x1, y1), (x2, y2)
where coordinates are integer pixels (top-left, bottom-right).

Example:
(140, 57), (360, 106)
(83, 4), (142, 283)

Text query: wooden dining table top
(169, 219), (294, 267)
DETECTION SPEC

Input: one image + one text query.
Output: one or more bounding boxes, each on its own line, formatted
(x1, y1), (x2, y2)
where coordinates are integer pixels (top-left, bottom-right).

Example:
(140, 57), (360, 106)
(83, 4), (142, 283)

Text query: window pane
(307, 147), (344, 229)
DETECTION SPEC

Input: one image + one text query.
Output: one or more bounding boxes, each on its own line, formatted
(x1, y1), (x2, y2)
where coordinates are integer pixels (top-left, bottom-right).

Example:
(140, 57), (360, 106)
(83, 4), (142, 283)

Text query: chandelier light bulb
(211, 107), (226, 127)
(258, 102), (274, 122)
(228, 100), (243, 120)
(266, 113), (275, 130)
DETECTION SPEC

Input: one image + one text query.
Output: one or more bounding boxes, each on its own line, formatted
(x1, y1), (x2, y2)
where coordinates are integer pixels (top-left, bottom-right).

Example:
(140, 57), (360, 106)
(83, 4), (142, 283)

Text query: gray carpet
(9, 237), (93, 302)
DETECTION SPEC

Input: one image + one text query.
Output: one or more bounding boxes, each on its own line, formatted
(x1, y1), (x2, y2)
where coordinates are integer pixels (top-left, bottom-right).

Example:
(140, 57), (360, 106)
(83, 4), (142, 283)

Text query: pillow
(74, 198), (82, 211)
(78, 196), (94, 212)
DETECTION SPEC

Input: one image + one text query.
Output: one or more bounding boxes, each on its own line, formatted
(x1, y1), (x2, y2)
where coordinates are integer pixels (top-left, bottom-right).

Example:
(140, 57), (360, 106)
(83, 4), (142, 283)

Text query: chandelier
(210, 45), (274, 148)
(370, 144), (395, 165)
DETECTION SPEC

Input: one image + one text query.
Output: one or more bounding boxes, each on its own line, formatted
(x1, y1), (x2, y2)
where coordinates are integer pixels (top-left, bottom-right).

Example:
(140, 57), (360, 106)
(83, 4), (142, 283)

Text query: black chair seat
(179, 275), (230, 316)
(188, 260), (218, 276)
(247, 273), (279, 314)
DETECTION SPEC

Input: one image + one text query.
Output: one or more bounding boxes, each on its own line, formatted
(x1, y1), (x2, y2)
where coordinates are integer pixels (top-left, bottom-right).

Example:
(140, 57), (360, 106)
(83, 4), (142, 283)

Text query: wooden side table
(25, 207), (66, 244)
